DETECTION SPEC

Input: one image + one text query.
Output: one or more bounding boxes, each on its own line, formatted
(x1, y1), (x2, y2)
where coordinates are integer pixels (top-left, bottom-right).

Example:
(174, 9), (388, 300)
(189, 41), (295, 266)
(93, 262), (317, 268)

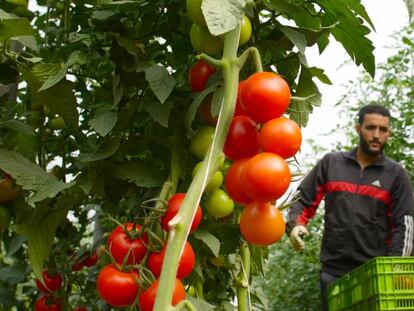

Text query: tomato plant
(147, 241), (195, 279)
(34, 296), (61, 311)
(161, 193), (202, 232)
(139, 278), (186, 311)
(186, 0), (205, 25)
(198, 95), (218, 125)
(0, 175), (20, 204)
(192, 162), (223, 192)
(241, 152), (291, 202)
(189, 60), (216, 92)
(96, 264), (139, 307)
(190, 126), (215, 159)
(224, 115), (260, 160)
(48, 116), (66, 130)
(240, 72), (291, 123)
(224, 159), (253, 205)
(239, 15), (252, 46)
(35, 270), (63, 294)
(107, 223), (148, 265)
(259, 117), (302, 158)
(190, 23), (223, 55)
(239, 202), (285, 246)
(205, 189), (234, 218)
(0, 206), (11, 231)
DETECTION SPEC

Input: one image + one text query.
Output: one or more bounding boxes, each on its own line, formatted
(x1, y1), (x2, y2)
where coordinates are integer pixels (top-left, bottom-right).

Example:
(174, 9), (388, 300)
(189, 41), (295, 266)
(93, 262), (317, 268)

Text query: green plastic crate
(328, 257), (414, 311)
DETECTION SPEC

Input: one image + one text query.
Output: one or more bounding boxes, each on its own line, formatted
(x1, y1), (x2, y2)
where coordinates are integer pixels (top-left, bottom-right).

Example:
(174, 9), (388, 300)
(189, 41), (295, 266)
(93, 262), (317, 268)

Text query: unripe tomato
(138, 278), (186, 311)
(0, 175), (20, 204)
(190, 126), (215, 159)
(224, 116), (260, 160)
(147, 241), (195, 279)
(161, 193), (203, 232)
(35, 269), (63, 294)
(49, 116), (66, 130)
(0, 206), (11, 231)
(241, 153), (291, 202)
(240, 202), (285, 246)
(190, 23), (223, 55)
(259, 117), (302, 158)
(186, 0), (205, 25)
(107, 223), (148, 265)
(97, 264), (139, 307)
(198, 95), (218, 125)
(189, 61), (216, 92)
(224, 159), (253, 205)
(35, 295), (61, 311)
(239, 15), (252, 46)
(205, 189), (234, 218)
(241, 72), (291, 123)
(192, 162), (223, 192)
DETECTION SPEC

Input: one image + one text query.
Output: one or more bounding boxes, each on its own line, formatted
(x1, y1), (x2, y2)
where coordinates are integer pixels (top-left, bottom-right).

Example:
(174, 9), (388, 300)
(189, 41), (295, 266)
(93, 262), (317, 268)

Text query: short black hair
(358, 104), (391, 125)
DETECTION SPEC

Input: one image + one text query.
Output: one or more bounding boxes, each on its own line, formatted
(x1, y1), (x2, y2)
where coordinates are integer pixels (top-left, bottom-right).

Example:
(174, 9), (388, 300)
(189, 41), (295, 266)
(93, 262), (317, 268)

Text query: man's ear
(355, 124), (361, 135)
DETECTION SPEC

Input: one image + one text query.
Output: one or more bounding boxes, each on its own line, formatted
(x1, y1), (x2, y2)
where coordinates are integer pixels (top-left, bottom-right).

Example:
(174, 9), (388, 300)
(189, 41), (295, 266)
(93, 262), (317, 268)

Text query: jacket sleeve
(286, 154), (329, 235)
(389, 166), (414, 256)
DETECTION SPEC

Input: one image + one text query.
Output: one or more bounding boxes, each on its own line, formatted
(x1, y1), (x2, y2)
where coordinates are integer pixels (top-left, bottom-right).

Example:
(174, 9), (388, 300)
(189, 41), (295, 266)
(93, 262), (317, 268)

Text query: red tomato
(35, 270), (63, 294)
(241, 153), (291, 202)
(188, 60), (216, 92)
(223, 116), (260, 160)
(224, 159), (253, 205)
(240, 72), (291, 123)
(240, 202), (285, 246)
(35, 296), (61, 311)
(0, 174), (20, 204)
(82, 252), (99, 267)
(234, 80), (247, 117)
(97, 264), (139, 307)
(161, 193), (202, 232)
(147, 241), (195, 279)
(107, 223), (148, 265)
(198, 95), (218, 125)
(138, 278), (186, 311)
(259, 117), (302, 158)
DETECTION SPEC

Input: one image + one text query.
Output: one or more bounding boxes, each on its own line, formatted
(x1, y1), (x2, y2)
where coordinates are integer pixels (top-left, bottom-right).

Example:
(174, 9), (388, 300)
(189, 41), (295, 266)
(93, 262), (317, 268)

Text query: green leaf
(279, 25), (307, 54)
(89, 111), (118, 137)
(308, 67), (332, 85)
(0, 120), (35, 135)
(406, 0), (414, 23)
(193, 229), (220, 257)
(186, 297), (216, 311)
(11, 35), (37, 51)
(6, 235), (26, 257)
(145, 65), (175, 104)
(0, 17), (34, 44)
(108, 160), (164, 188)
(0, 265), (26, 284)
(142, 97), (171, 128)
(202, 0), (244, 36)
(14, 204), (68, 281)
(78, 136), (121, 162)
(0, 149), (74, 204)
(288, 66), (322, 127)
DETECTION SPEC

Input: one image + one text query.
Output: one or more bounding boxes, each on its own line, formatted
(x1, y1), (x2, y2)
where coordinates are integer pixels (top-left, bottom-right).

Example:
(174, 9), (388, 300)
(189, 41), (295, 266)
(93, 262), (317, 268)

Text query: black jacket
(287, 148), (414, 276)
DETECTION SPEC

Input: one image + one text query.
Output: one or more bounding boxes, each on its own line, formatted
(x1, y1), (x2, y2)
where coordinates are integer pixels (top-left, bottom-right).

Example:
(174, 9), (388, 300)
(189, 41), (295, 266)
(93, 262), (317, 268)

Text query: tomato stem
(237, 243), (251, 311)
(238, 47), (263, 72)
(196, 53), (223, 69)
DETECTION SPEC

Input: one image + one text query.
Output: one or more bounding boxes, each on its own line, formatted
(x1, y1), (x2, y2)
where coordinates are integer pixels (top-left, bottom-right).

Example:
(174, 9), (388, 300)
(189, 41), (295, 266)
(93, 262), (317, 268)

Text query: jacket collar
(344, 147), (387, 167)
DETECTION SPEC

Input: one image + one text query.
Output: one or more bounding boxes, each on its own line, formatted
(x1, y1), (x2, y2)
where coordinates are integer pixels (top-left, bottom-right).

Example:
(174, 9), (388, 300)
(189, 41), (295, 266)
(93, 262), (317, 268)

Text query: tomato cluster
(34, 269), (63, 311)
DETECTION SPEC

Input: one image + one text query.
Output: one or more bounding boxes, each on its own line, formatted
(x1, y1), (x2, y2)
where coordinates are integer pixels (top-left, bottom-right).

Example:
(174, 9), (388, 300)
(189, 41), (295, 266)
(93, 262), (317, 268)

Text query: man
(287, 104), (414, 311)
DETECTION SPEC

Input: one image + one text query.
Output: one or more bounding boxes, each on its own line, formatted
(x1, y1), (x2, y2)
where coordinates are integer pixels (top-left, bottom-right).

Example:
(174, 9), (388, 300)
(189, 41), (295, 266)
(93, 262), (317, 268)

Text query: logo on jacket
(371, 180), (381, 187)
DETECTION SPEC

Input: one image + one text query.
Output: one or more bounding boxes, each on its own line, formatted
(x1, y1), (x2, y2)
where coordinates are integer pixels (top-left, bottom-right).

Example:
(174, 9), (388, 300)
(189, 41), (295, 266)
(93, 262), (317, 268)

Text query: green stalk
(237, 243), (251, 311)
(153, 22), (242, 311)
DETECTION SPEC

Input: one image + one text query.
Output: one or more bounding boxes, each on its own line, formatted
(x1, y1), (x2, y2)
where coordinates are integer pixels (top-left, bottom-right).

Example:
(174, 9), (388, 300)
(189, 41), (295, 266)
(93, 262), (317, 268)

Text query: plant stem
(153, 22), (242, 311)
(237, 243), (251, 311)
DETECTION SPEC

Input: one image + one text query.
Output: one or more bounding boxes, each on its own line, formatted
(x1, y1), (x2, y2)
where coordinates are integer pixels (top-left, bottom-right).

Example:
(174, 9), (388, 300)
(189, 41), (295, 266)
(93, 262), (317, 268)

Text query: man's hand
(290, 225), (308, 251)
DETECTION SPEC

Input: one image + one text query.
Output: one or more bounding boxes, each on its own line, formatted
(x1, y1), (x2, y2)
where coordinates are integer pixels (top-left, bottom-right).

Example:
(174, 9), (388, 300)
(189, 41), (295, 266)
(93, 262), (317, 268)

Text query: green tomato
(192, 162), (223, 192)
(205, 189), (234, 218)
(0, 206), (11, 231)
(49, 116), (66, 130)
(190, 126), (215, 159)
(239, 15), (252, 46)
(186, 0), (205, 25)
(190, 23), (223, 55)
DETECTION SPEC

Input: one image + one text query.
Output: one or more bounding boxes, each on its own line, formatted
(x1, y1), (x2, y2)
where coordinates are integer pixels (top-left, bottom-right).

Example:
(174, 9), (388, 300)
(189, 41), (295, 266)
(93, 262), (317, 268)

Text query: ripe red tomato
(224, 159), (253, 205)
(138, 278), (186, 311)
(35, 270), (63, 294)
(240, 72), (291, 123)
(198, 95), (218, 125)
(259, 117), (302, 158)
(161, 193), (203, 232)
(224, 116), (260, 160)
(189, 61), (216, 92)
(35, 296), (61, 311)
(0, 174), (20, 204)
(147, 241), (195, 279)
(97, 264), (139, 307)
(82, 252), (99, 267)
(234, 81), (247, 117)
(240, 202), (285, 246)
(107, 223), (148, 265)
(241, 152), (291, 202)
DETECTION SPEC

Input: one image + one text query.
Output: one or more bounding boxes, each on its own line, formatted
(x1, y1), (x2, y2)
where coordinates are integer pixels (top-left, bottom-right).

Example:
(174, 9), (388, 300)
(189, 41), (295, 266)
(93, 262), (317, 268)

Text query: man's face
(356, 113), (391, 155)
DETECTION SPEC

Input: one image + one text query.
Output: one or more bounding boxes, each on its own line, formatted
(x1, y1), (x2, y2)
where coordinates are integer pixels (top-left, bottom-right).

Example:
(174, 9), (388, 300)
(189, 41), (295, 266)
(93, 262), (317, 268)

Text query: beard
(359, 134), (385, 156)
